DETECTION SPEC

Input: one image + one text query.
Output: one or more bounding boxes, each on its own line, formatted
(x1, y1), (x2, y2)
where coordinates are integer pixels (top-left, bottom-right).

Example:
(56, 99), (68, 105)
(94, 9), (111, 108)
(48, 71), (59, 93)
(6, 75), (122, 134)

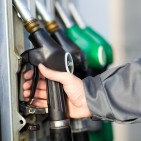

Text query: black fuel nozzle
(13, 1), (73, 139)
(36, 1), (87, 79)
(27, 29), (73, 141)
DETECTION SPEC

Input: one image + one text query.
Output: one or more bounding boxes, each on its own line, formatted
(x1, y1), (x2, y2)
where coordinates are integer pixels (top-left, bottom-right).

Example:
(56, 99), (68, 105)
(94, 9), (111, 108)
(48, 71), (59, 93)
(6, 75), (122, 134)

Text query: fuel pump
(0, 0), (114, 141)
(13, 0), (74, 141)
(36, 1), (89, 141)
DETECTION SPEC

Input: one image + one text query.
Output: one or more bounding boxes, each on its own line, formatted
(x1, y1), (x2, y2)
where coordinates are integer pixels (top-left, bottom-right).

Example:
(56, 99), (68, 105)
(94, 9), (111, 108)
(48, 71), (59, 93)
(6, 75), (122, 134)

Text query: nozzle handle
(46, 79), (67, 121)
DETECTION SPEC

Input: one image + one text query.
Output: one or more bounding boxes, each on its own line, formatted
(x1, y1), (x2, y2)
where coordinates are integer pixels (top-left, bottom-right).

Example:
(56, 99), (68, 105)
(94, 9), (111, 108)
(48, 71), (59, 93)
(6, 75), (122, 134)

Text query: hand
(23, 64), (92, 118)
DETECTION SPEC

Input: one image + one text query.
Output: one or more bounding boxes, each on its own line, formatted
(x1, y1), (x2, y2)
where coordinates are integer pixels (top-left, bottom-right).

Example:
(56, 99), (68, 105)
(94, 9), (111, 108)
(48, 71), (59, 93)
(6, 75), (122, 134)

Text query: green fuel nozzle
(13, 0), (73, 140)
(55, 1), (107, 70)
(36, 1), (87, 78)
(68, 2), (114, 66)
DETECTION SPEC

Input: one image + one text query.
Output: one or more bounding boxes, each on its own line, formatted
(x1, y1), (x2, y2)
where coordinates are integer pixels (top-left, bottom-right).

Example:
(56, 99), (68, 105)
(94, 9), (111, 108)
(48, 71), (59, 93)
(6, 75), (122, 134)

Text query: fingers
(23, 69), (47, 108)
(38, 64), (73, 85)
(23, 89), (47, 100)
(24, 70), (44, 80)
(25, 64), (74, 86)
(23, 79), (46, 90)
(24, 70), (33, 80)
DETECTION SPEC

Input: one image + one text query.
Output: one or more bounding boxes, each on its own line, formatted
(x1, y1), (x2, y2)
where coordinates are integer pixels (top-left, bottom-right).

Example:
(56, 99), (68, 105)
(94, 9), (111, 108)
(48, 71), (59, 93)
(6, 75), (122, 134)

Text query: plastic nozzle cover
(13, 0), (34, 22)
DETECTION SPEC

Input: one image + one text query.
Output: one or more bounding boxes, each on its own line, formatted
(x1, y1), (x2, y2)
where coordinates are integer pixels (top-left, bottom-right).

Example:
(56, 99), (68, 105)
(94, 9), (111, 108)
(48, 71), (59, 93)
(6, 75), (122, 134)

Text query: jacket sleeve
(83, 58), (141, 123)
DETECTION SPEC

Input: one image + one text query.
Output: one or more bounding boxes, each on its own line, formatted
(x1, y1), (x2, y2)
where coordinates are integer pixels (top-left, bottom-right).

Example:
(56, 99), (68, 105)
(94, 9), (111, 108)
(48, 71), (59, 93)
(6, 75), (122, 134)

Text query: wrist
(83, 98), (93, 118)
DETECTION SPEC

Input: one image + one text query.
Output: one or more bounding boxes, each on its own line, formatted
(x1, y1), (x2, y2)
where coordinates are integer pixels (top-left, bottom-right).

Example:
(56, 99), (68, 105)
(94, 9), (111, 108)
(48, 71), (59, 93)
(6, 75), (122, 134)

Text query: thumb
(38, 64), (72, 85)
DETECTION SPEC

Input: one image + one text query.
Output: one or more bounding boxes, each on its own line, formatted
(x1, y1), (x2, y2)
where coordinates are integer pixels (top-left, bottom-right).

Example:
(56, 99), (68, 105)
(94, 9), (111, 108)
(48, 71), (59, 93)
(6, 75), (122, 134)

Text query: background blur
(77, 0), (141, 141)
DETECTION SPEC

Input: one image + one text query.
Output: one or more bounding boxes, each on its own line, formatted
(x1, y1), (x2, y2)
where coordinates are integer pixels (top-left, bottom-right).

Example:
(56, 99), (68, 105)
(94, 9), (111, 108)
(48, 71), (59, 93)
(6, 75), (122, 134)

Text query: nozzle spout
(55, 1), (73, 28)
(13, 0), (34, 23)
(36, 1), (52, 23)
(13, 0), (40, 33)
(68, 2), (86, 29)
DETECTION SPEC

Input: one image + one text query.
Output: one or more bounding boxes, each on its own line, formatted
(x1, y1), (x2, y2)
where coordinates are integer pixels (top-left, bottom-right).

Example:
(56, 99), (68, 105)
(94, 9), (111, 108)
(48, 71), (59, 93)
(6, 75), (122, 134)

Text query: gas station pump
(0, 0), (114, 141)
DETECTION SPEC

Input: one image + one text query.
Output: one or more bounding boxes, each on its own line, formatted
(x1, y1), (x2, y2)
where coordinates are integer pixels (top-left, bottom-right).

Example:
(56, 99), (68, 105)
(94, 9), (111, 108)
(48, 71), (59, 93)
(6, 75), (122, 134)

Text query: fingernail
(38, 64), (48, 71)
(38, 63), (44, 67)
(39, 63), (46, 68)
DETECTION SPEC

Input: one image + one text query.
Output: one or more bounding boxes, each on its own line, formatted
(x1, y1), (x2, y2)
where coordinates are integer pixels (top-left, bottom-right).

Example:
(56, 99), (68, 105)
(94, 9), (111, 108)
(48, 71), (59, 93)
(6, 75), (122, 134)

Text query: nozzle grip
(46, 79), (67, 121)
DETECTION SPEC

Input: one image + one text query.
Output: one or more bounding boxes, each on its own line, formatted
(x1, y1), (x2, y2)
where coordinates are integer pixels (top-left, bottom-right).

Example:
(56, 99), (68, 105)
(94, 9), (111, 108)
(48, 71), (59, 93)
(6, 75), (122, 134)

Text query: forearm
(83, 58), (141, 123)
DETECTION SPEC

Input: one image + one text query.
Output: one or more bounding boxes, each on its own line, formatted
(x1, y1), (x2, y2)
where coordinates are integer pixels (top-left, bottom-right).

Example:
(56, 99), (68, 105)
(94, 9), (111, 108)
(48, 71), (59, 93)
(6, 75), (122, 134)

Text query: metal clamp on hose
(50, 119), (70, 129)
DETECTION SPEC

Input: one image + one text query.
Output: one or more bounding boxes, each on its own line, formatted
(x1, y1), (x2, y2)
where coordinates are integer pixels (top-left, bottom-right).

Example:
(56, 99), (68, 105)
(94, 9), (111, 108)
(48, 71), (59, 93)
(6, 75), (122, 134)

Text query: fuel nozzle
(55, 1), (107, 70)
(36, 1), (87, 78)
(68, 2), (113, 66)
(13, 1), (73, 140)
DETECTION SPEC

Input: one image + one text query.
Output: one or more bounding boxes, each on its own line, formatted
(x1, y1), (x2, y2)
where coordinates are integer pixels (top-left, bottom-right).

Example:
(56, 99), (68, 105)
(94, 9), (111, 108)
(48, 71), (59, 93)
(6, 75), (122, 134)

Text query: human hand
(23, 64), (92, 118)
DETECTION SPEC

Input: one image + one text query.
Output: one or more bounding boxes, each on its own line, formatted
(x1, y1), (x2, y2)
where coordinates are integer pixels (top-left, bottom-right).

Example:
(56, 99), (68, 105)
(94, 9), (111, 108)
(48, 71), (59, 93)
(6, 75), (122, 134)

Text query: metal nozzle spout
(68, 2), (86, 29)
(36, 1), (59, 33)
(36, 1), (52, 23)
(13, 0), (34, 23)
(13, 0), (40, 33)
(55, 1), (73, 28)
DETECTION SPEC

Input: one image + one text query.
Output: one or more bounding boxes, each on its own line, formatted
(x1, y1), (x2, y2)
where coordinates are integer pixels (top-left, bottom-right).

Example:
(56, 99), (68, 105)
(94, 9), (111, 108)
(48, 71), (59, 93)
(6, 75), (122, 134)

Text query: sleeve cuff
(83, 76), (116, 121)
